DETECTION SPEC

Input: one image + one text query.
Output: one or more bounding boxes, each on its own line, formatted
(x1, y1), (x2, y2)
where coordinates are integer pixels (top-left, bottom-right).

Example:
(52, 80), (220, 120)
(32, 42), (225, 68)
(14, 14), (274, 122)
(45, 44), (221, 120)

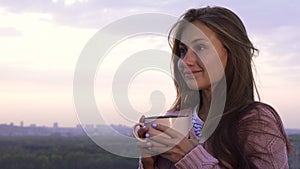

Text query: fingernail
(146, 142), (151, 147)
(151, 123), (157, 128)
(145, 133), (150, 138)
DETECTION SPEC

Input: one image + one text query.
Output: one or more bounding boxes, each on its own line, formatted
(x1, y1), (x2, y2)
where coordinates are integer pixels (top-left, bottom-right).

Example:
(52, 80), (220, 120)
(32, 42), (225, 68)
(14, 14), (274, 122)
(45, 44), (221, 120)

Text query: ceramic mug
(132, 115), (191, 142)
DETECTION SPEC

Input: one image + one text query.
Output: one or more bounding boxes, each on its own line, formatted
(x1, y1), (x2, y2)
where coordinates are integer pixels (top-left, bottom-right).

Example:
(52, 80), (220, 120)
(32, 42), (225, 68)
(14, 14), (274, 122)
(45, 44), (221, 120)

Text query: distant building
(53, 122), (58, 129)
(29, 124), (36, 128)
(0, 122), (131, 137)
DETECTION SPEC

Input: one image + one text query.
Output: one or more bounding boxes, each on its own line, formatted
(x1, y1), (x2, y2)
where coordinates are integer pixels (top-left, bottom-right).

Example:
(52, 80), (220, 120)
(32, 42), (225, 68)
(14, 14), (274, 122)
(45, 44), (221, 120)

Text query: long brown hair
(168, 6), (290, 168)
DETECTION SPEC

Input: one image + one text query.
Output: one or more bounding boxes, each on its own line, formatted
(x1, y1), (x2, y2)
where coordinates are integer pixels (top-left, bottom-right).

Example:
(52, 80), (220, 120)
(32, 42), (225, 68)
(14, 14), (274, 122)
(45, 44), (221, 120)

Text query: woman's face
(177, 21), (228, 90)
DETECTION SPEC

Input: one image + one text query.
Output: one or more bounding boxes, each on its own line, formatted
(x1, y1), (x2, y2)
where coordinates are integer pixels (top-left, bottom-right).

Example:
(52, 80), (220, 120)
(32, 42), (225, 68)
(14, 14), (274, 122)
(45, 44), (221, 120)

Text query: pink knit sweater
(138, 104), (289, 169)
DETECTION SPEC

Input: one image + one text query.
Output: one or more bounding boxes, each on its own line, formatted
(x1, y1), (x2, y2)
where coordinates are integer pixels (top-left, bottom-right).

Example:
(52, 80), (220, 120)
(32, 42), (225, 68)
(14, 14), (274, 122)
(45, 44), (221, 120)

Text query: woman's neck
(198, 89), (211, 121)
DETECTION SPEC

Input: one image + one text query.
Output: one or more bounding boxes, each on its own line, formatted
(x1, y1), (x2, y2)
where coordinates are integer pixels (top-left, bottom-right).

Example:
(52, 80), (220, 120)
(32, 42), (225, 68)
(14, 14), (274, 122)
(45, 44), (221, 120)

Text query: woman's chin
(185, 81), (210, 91)
(186, 82), (200, 90)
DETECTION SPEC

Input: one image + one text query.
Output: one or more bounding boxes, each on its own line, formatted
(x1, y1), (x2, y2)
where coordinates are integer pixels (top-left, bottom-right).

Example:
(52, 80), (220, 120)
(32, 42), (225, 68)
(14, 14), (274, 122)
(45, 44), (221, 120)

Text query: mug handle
(132, 123), (147, 142)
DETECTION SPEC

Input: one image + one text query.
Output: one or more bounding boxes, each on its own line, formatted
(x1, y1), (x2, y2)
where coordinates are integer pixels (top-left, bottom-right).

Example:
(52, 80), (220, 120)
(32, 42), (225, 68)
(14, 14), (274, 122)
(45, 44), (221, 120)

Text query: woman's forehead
(179, 21), (215, 45)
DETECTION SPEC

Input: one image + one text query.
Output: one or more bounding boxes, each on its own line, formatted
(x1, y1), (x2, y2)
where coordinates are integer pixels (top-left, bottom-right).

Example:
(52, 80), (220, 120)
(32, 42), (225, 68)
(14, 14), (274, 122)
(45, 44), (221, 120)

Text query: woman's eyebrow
(179, 38), (207, 46)
(191, 38), (207, 44)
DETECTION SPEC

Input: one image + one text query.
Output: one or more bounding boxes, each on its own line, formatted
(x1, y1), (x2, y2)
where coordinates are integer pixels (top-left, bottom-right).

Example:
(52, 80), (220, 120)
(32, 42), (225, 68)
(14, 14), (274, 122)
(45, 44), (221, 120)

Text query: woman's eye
(194, 45), (204, 52)
(179, 46), (187, 58)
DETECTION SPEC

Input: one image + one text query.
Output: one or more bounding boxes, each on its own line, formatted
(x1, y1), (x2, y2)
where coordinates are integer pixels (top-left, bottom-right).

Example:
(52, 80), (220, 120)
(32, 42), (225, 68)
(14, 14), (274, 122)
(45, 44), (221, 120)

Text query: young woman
(136, 6), (290, 169)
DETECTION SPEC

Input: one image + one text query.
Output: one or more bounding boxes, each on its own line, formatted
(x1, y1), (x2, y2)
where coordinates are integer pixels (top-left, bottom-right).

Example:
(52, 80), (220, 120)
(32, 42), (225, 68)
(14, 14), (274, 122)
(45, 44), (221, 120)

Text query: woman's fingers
(148, 135), (178, 147)
(137, 115), (147, 138)
(137, 139), (167, 149)
(137, 141), (154, 156)
(137, 125), (148, 138)
(139, 115), (145, 123)
(137, 140), (168, 156)
(150, 123), (184, 138)
(149, 146), (171, 155)
(139, 140), (170, 155)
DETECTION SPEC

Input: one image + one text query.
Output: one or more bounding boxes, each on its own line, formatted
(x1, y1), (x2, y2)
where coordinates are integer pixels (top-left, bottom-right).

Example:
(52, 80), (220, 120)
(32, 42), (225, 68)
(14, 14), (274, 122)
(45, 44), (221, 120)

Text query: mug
(132, 115), (191, 142)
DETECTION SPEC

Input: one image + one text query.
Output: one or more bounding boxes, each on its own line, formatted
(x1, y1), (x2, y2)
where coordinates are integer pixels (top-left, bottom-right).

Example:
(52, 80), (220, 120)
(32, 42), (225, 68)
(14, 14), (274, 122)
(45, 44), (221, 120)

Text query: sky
(0, 0), (299, 128)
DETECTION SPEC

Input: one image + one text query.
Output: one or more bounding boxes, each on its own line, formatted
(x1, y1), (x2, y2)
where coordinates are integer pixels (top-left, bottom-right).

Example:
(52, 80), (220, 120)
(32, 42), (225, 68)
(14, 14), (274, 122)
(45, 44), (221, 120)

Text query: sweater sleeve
(238, 105), (289, 169)
(174, 144), (220, 169)
(175, 104), (289, 169)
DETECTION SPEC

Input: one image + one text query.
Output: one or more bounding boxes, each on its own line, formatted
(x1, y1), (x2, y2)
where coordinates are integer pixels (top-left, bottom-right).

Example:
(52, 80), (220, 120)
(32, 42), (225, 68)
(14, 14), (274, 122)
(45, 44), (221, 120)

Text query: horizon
(1, 122), (300, 131)
(0, 0), (299, 129)
(0, 121), (132, 128)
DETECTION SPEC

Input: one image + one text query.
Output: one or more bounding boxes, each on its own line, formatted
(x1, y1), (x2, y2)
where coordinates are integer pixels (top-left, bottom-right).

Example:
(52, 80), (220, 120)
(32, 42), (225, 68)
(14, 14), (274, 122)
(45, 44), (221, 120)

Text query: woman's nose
(182, 48), (197, 65)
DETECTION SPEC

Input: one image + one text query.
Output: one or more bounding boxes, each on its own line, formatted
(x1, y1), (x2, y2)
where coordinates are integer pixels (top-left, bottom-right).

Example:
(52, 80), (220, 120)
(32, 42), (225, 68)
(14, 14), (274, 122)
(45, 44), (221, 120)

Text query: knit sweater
(138, 103), (289, 169)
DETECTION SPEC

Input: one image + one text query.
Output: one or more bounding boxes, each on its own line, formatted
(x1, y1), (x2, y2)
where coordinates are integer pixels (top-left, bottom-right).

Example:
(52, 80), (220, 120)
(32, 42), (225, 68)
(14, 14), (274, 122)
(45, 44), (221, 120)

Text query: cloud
(0, 62), (73, 87)
(0, 27), (22, 36)
(0, 0), (191, 28)
(209, 0), (300, 30)
(1, 0), (298, 32)
(255, 25), (300, 67)
(252, 25), (300, 89)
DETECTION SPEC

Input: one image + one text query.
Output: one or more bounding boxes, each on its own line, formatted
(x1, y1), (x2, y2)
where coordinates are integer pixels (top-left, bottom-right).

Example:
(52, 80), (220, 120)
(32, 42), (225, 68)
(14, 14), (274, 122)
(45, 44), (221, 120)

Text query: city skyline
(1, 121), (299, 137)
(0, 0), (299, 128)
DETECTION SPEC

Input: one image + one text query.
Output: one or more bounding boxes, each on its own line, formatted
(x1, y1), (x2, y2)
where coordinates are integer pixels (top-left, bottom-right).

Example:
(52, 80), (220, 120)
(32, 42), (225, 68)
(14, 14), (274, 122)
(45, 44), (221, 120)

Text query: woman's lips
(183, 70), (203, 78)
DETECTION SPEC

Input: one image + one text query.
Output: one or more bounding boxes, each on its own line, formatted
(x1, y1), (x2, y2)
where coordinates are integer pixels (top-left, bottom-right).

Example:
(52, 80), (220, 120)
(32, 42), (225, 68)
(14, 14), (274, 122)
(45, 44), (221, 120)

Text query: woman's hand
(147, 123), (199, 163)
(136, 116), (157, 169)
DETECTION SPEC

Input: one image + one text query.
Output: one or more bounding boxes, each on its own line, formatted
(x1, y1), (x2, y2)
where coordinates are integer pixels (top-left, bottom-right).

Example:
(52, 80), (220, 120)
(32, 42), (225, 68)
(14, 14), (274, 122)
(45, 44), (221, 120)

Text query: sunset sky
(0, 0), (299, 128)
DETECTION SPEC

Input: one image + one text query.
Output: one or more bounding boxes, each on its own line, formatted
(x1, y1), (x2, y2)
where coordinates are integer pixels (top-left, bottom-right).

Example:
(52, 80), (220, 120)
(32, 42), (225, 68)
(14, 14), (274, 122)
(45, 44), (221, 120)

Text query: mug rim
(145, 115), (189, 119)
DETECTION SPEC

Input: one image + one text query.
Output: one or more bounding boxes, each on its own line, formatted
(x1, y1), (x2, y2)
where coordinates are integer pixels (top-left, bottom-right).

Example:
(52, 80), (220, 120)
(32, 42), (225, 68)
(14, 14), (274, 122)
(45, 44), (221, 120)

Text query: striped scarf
(192, 106), (204, 141)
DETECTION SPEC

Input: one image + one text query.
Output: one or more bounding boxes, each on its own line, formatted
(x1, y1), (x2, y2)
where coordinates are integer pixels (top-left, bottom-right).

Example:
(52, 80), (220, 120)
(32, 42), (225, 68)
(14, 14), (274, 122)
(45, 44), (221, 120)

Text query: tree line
(0, 135), (299, 169)
(0, 136), (138, 169)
